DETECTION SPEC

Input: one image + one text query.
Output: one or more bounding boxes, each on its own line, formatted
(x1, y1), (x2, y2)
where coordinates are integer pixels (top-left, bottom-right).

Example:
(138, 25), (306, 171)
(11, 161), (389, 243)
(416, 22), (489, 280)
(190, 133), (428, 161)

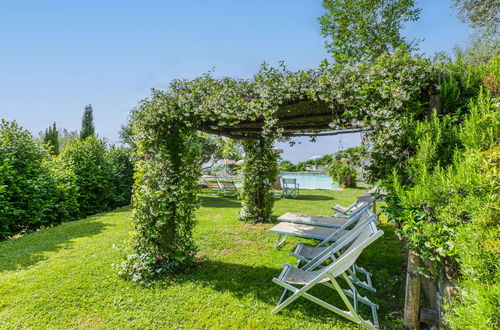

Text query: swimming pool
(280, 172), (339, 190)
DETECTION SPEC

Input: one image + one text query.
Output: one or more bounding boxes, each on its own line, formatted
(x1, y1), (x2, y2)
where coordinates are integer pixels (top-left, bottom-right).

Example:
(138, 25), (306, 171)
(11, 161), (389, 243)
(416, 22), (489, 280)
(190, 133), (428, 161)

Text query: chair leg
(275, 234), (287, 249)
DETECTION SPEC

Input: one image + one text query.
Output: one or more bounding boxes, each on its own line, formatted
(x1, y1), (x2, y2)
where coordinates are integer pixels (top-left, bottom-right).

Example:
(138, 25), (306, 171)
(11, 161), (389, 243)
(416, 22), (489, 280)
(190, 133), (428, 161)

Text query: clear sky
(0, 0), (471, 163)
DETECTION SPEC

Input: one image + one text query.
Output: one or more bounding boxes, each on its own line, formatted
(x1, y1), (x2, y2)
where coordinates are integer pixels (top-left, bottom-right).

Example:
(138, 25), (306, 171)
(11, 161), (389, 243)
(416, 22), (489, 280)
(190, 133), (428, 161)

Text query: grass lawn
(0, 188), (406, 329)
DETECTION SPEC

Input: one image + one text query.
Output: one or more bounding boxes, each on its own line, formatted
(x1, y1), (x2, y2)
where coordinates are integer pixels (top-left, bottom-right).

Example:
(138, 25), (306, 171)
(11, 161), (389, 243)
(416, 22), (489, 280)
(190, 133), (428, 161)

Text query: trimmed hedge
(0, 120), (133, 240)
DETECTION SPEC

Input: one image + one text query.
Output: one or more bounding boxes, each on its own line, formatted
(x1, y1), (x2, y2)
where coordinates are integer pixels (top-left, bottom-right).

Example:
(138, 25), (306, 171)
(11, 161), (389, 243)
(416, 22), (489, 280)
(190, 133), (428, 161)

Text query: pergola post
(239, 135), (279, 223)
(121, 122), (202, 280)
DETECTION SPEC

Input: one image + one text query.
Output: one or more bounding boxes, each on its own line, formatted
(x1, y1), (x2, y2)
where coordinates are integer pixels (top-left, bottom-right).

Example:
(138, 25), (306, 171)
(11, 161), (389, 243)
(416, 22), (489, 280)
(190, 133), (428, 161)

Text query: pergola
(122, 54), (437, 280)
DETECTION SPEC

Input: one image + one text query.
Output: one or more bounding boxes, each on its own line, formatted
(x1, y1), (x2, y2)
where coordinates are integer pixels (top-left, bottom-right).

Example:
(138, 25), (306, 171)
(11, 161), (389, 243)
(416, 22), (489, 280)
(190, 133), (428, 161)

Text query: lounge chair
(218, 180), (239, 197)
(204, 179), (221, 195)
(282, 178), (299, 199)
(271, 220), (383, 328)
(290, 213), (378, 293)
(277, 200), (371, 228)
(333, 198), (372, 217)
(269, 206), (371, 248)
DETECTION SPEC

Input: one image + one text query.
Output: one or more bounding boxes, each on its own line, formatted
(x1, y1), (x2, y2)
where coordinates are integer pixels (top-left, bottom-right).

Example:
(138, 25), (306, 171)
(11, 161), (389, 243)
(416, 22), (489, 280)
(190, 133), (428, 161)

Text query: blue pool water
(280, 172), (339, 190)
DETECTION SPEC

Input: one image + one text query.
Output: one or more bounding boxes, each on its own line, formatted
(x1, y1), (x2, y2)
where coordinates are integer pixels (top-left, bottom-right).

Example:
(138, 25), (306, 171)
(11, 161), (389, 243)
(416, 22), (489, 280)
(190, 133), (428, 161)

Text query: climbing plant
(122, 52), (443, 279)
(239, 136), (279, 223)
(120, 90), (203, 281)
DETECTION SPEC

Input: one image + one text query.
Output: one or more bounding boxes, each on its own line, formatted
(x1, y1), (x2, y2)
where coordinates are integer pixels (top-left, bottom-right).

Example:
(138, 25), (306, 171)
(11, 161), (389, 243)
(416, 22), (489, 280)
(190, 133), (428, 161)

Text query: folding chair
(217, 180), (239, 197)
(269, 205), (371, 248)
(271, 221), (383, 328)
(282, 178), (299, 199)
(204, 179), (222, 196)
(290, 213), (378, 293)
(333, 199), (372, 217)
(278, 200), (372, 228)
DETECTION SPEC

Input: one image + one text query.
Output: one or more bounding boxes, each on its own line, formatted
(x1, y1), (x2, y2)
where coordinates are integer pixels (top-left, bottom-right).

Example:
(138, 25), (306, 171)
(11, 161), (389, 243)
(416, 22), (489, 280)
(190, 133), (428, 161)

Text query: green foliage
(454, 32), (500, 66)
(452, 0), (499, 34)
(278, 160), (295, 172)
(239, 136), (279, 223)
(319, 0), (420, 65)
(107, 146), (134, 207)
(122, 97), (203, 280)
(58, 136), (115, 216)
(366, 55), (498, 184)
(327, 159), (357, 188)
(384, 89), (499, 326)
(0, 120), (53, 239)
(42, 122), (59, 155)
(79, 104), (95, 140)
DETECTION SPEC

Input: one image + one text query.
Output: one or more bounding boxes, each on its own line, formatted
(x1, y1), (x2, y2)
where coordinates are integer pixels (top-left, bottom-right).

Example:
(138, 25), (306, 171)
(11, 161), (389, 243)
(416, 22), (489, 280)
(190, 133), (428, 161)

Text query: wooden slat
(278, 212), (348, 228)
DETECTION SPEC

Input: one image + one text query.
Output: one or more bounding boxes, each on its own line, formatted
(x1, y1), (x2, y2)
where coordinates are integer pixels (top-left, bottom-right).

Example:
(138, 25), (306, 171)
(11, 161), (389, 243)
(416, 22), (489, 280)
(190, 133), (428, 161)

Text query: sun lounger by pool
(277, 212), (348, 228)
(218, 180), (239, 197)
(204, 179), (222, 195)
(269, 204), (370, 248)
(269, 207), (370, 248)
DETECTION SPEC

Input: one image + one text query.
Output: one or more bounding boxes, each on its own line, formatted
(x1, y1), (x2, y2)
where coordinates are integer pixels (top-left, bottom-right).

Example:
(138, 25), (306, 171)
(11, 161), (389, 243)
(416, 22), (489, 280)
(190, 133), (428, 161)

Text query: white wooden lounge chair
(271, 220), (383, 328)
(269, 206), (370, 248)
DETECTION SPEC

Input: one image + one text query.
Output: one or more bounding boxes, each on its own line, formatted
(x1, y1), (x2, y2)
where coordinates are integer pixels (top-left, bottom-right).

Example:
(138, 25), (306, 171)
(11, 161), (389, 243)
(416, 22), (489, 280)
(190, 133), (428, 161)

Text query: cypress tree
(80, 104), (95, 139)
(43, 122), (59, 155)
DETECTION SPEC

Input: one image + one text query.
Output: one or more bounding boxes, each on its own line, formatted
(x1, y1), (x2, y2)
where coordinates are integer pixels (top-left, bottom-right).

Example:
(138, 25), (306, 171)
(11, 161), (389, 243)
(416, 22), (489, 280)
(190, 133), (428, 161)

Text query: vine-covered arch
(121, 52), (440, 280)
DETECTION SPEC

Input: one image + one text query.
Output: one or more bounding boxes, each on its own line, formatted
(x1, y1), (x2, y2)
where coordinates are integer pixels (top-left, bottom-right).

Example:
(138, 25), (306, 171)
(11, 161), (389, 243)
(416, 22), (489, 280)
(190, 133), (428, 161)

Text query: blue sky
(0, 0), (470, 163)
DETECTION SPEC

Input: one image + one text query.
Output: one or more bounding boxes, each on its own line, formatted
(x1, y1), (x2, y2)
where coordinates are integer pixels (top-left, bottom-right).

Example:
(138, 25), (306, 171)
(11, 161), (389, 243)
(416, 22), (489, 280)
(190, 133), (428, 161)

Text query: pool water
(280, 172), (339, 190)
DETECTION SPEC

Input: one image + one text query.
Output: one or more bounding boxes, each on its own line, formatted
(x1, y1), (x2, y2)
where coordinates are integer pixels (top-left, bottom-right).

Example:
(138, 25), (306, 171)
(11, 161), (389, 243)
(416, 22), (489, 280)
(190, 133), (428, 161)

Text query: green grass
(0, 188), (405, 329)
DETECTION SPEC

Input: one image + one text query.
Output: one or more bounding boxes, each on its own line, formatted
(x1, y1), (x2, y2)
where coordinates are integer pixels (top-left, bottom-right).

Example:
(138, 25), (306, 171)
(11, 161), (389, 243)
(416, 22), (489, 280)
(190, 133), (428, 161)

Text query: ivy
(239, 136), (279, 223)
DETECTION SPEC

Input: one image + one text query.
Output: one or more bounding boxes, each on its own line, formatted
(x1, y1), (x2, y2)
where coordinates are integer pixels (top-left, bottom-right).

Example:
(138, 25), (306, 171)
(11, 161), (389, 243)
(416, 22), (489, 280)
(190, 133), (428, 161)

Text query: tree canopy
(452, 0), (499, 34)
(318, 0), (420, 65)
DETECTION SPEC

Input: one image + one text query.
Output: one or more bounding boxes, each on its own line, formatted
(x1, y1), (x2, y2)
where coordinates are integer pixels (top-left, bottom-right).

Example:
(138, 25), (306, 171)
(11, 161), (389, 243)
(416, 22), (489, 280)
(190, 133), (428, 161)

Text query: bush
(327, 159), (357, 188)
(0, 120), (54, 239)
(278, 160), (295, 172)
(385, 91), (499, 327)
(107, 146), (134, 208)
(58, 136), (115, 216)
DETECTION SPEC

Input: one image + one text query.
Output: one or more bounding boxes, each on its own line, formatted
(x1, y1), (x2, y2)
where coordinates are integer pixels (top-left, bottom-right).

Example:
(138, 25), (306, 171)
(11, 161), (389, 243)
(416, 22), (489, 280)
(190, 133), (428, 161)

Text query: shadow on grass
(151, 222), (405, 327)
(0, 214), (110, 273)
(201, 195), (241, 208)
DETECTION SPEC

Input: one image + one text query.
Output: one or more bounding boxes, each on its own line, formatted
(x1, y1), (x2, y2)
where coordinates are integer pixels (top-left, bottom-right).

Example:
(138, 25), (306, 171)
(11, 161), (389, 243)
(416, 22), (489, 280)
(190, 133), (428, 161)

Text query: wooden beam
(404, 250), (423, 329)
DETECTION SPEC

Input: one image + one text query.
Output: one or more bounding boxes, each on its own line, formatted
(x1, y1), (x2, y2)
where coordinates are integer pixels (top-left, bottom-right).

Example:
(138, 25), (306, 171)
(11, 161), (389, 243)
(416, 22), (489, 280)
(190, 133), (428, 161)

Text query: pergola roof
(133, 53), (436, 141)
(195, 100), (365, 140)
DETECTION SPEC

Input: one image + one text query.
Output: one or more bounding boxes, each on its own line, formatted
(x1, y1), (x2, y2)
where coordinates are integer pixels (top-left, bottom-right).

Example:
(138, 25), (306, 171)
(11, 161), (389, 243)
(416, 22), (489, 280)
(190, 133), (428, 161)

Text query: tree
(452, 0), (499, 35)
(80, 104), (95, 139)
(318, 0), (420, 65)
(43, 122), (59, 155)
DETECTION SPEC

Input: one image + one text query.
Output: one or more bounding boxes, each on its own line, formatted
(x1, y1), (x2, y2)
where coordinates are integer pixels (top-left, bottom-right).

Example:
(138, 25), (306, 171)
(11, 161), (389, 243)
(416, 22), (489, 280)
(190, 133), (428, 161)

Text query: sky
(0, 0), (471, 163)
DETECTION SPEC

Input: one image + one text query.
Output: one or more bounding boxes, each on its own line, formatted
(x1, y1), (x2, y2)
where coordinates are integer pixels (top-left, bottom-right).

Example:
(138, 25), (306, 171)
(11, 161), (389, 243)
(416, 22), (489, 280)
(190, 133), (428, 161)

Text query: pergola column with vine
(122, 54), (439, 280)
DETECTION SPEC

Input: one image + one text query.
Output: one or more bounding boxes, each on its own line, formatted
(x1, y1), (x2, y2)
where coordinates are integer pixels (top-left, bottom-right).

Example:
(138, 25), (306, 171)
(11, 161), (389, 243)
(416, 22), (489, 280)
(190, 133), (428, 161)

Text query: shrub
(107, 146), (134, 208)
(385, 90), (499, 326)
(58, 136), (115, 216)
(327, 158), (357, 188)
(0, 120), (53, 239)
